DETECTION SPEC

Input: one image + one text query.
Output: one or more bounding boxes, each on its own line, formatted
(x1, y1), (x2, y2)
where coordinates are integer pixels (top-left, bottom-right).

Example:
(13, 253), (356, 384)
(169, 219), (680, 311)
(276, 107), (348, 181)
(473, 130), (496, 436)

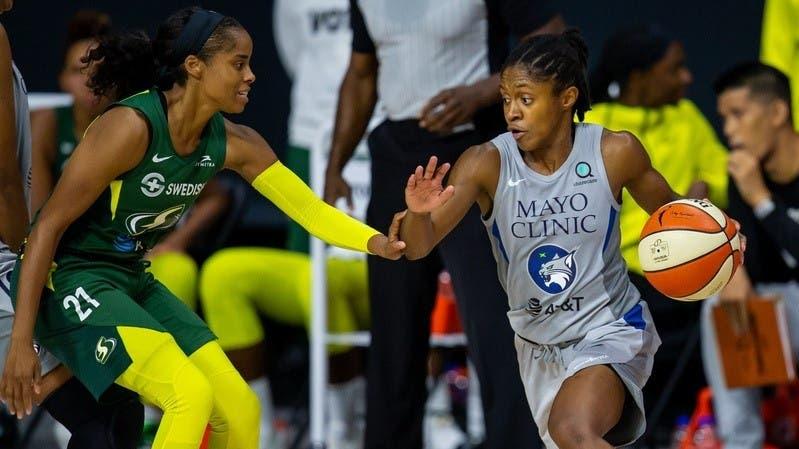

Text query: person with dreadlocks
(0, 6), (405, 449)
(397, 29), (737, 449)
(582, 25), (729, 426)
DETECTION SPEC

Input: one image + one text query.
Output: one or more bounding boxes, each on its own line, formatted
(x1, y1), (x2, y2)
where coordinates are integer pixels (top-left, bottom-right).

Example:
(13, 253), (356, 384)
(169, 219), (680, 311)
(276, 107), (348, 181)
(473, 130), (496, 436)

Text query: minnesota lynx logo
(527, 244), (578, 294)
(95, 336), (117, 365)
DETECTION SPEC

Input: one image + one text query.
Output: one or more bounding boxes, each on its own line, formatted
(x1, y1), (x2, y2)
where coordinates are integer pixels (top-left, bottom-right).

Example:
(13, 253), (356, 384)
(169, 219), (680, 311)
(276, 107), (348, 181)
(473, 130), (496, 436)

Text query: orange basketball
(638, 199), (742, 301)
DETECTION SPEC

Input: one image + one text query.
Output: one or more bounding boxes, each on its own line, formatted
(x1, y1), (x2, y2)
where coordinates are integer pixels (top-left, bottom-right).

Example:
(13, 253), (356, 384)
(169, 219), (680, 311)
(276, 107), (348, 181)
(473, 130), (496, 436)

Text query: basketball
(638, 199), (742, 301)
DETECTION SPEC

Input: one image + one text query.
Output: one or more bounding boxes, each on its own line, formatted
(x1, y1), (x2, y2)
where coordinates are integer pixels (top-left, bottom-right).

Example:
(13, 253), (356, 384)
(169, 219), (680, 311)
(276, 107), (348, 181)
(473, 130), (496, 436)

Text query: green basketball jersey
(56, 89), (226, 263)
(53, 105), (77, 177)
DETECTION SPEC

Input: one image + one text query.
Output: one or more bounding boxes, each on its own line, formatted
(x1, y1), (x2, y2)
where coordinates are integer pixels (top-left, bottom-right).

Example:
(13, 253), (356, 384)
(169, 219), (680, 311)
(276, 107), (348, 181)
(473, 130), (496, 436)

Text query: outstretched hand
(405, 156), (455, 214)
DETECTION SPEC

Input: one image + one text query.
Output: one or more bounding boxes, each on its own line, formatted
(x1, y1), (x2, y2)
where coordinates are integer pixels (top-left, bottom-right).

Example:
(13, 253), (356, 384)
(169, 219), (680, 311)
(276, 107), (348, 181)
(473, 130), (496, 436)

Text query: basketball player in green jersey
(1, 7), (404, 449)
(31, 10), (216, 316)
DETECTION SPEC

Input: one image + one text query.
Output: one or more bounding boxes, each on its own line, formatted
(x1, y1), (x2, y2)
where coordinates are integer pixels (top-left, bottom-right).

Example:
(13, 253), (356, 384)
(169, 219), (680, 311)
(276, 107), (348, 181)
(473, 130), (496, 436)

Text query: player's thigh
(138, 277), (216, 357)
(202, 247), (309, 325)
(549, 364), (626, 437)
(37, 284), (167, 400)
(147, 251), (198, 310)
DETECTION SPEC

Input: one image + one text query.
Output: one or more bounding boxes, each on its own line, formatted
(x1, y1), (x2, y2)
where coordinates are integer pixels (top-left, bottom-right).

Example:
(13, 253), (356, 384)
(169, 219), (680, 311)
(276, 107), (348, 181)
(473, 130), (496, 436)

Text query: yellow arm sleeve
(252, 162), (380, 253)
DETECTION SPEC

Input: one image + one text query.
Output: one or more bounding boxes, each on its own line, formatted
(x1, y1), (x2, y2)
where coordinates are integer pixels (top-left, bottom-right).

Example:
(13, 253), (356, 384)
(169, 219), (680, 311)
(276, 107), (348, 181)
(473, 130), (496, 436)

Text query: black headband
(172, 9), (225, 62)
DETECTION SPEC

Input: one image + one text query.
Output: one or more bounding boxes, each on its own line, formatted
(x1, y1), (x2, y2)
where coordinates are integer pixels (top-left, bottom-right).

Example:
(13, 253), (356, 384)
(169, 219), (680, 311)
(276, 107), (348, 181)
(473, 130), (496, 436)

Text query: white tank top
(482, 123), (642, 344)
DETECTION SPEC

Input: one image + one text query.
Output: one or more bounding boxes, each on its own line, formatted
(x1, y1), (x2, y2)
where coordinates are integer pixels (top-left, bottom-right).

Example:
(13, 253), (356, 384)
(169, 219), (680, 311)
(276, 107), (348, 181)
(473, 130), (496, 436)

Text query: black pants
(42, 379), (143, 449)
(364, 120), (540, 449)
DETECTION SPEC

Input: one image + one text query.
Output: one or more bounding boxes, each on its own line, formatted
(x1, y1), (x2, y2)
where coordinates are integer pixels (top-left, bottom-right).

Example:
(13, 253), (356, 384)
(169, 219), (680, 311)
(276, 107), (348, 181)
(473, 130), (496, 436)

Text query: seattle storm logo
(528, 244), (578, 294)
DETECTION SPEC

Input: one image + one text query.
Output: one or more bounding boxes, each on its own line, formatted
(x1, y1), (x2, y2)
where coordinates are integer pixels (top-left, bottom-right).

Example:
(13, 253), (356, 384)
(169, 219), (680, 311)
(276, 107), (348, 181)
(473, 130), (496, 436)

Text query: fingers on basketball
(639, 200), (742, 301)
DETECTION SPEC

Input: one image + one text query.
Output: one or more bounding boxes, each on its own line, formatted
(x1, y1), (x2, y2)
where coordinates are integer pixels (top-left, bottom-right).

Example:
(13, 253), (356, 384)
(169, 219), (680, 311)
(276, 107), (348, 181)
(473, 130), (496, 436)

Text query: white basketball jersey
(483, 124), (642, 344)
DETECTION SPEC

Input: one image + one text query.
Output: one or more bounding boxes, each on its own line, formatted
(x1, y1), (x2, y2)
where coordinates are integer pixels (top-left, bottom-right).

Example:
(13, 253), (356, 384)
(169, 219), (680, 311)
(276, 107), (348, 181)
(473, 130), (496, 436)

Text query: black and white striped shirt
(350, 0), (555, 123)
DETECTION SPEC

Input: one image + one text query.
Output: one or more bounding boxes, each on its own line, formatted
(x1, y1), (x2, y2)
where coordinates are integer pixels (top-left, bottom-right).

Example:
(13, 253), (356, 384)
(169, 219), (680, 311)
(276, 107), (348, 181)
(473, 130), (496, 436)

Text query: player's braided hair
(502, 28), (591, 122)
(84, 6), (242, 101)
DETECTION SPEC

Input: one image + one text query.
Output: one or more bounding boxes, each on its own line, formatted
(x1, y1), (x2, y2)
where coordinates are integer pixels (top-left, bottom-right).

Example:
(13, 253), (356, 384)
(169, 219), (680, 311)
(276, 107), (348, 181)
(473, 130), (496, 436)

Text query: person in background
(702, 61), (799, 449)
(30, 10), (112, 212)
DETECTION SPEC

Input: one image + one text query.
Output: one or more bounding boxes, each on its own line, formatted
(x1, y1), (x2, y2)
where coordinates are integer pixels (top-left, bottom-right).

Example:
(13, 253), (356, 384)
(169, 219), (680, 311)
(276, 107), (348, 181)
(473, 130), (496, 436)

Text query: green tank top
(53, 105), (77, 177)
(57, 89), (227, 263)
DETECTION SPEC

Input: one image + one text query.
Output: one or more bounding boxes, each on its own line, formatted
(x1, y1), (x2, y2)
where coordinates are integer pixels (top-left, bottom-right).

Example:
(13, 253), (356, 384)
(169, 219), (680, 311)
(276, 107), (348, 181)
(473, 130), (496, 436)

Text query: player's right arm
(401, 144), (499, 259)
(2, 107), (147, 418)
(29, 108), (57, 213)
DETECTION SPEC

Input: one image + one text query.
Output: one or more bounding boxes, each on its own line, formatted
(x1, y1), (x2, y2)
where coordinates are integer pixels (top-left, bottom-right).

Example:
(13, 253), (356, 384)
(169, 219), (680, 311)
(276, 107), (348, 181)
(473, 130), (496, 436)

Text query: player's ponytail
(502, 28), (592, 121)
(85, 7), (243, 101)
(562, 29), (591, 121)
(84, 30), (157, 101)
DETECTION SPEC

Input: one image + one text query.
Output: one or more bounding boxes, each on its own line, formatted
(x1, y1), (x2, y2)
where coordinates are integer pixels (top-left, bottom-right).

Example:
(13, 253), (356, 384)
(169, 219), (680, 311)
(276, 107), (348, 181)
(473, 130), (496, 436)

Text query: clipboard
(712, 295), (796, 389)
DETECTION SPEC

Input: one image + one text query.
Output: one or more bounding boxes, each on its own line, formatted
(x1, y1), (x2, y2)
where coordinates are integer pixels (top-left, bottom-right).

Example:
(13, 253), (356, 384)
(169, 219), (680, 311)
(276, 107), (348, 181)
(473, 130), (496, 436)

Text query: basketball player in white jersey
(0, 2), (64, 403)
(399, 29), (742, 449)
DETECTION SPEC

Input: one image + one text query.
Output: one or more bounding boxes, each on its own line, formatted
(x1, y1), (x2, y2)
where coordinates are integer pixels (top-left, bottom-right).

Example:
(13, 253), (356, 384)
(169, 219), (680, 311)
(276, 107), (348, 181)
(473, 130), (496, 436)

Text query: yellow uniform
(199, 248), (369, 354)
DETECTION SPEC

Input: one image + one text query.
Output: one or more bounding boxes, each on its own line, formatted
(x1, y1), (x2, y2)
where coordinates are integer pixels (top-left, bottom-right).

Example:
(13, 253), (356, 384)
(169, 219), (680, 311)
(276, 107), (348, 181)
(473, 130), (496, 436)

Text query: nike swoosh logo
(152, 154), (173, 163)
(508, 178), (526, 187)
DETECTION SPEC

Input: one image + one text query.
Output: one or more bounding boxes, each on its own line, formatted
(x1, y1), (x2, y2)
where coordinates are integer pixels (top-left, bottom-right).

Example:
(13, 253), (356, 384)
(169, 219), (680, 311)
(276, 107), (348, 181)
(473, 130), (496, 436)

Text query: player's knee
(173, 363), (214, 420)
(198, 255), (225, 303)
(228, 376), (261, 430)
(548, 417), (596, 449)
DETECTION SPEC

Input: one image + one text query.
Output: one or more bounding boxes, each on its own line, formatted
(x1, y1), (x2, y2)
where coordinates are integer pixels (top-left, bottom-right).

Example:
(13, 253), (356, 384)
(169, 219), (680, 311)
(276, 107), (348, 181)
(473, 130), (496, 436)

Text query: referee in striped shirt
(324, 1), (563, 448)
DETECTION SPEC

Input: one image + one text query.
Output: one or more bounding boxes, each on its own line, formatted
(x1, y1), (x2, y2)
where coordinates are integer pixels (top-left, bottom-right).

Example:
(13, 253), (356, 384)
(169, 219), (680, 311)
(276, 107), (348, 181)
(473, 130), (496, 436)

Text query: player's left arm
(602, 129), (679, 215)
(606, 129), (747, 254)
(222, 120), (404, 259)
